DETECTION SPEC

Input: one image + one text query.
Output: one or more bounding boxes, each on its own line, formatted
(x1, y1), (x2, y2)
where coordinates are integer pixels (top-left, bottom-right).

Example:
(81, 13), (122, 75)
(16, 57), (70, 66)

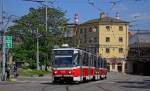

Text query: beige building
(76, 13), (129, 72)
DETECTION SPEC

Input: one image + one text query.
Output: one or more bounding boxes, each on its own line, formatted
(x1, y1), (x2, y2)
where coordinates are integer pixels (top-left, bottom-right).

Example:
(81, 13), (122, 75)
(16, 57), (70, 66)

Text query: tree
(8, 7), (67, 69)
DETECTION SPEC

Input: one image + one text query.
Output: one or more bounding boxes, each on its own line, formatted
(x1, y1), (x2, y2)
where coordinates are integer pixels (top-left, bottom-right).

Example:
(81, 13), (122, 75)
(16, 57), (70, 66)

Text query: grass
(17, 68), (50, 77)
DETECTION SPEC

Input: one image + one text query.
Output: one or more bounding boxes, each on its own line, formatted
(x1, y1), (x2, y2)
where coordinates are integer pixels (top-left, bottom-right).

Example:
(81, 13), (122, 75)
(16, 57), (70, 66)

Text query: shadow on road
(40, 80), (94, 85)
(41, 82), (77, 85)
(116, 80), (150, 89)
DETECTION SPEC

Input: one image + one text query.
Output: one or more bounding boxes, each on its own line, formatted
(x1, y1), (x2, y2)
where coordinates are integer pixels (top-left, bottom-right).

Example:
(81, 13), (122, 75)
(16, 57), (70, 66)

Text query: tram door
(79, 51), (83, 81)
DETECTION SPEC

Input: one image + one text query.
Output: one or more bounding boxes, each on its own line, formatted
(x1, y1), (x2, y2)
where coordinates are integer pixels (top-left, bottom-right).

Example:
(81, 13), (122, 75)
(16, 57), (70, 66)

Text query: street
(0, 72), (150, 91)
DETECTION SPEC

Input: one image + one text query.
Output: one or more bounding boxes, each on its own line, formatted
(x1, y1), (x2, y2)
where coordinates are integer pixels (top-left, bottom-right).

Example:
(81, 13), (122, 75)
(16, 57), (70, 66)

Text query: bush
(17, 68), (50, 77)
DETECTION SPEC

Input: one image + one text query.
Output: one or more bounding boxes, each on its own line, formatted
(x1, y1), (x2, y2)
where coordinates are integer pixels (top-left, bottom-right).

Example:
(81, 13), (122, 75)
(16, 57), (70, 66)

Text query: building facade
(77, 13), (129, 72)
(127, 32), (150, 75)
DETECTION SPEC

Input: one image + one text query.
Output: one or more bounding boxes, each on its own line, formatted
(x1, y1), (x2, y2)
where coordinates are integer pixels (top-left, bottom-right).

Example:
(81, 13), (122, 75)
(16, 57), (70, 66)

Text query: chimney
(115, 12), (120, 19)
(100, 12), (107, 19)
(74, 13), (79, 24)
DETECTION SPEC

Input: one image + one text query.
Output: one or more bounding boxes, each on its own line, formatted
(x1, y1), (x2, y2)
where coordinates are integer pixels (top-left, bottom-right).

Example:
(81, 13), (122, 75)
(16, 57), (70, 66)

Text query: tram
(52, 47), (107, 83)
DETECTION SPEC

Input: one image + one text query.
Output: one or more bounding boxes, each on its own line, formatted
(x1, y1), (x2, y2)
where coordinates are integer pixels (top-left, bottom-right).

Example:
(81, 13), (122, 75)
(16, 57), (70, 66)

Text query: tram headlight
(68, 71), (72, 74)
(54, 71), (58, 74)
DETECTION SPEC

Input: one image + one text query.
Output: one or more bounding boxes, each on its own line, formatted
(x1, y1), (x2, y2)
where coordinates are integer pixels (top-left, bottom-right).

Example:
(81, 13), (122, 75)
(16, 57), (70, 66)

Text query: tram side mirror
(73, 62), (75, 65)
(73, 62), (76, 66)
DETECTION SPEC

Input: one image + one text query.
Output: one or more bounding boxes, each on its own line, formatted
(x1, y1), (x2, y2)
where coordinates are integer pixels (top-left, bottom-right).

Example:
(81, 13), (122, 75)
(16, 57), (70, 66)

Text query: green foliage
(17, 68), (50, 77)
(8, 7), (67, 69)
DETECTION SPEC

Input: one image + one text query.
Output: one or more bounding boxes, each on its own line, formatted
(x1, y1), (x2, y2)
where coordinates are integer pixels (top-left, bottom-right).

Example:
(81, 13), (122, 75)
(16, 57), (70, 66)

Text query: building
(63, 23), (78, 47)
(127, 32), (150, 75)
(76, 13), (129, 72)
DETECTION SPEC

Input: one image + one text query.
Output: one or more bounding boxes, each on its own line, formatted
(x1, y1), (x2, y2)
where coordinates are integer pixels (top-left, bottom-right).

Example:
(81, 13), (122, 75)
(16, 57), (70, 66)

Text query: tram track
(96, 84), (112, 91)
(65, 86), (70, 91)
(39, 79), (107, 91)
(40, 82), (73, 91)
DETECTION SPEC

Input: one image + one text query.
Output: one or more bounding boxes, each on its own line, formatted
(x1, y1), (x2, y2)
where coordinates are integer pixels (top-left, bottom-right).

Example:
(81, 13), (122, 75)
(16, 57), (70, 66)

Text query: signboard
(5, 36), (12, 48)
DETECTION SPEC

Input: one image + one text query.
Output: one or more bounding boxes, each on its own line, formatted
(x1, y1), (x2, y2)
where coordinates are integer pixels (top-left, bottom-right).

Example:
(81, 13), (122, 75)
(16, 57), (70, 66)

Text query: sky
(1, 0), (150, 30)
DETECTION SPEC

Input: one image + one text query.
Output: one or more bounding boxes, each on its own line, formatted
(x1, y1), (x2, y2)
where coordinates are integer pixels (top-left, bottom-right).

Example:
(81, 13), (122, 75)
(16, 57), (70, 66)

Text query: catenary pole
(36, 28), (40, 70)
(1, 0), (6, 81)
(23, 0), (50, 70)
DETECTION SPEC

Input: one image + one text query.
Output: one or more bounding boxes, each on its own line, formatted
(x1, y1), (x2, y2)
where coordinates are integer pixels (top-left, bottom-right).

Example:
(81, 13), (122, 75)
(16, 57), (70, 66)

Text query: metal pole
(45, 0), (48, 70)
(36, 28), (40, 70)
(2, 36), (6, 81)
(1, 0), (6, 81)
(45, 0), (48, 32)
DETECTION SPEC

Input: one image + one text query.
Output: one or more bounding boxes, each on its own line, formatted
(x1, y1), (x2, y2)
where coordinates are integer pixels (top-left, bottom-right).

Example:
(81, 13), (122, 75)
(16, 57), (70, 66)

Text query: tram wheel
(92, 76), (96, 81)
(83, 77), (87, 82)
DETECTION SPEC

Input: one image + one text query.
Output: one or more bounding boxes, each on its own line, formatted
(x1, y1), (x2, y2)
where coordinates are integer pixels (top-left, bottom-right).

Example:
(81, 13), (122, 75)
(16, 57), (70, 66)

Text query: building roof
(129, 32), (150, 48)
(82, 19), (99, 25)
(81, 17), (129, 25)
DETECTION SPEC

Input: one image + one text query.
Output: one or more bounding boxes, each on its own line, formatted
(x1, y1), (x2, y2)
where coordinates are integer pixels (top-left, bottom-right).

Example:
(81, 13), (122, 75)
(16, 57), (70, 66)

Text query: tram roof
(53, 48), (80, 51)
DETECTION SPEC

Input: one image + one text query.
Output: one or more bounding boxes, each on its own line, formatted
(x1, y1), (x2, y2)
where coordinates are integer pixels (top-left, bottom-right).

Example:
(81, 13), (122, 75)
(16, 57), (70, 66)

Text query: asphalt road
(0, 72), (150, 91)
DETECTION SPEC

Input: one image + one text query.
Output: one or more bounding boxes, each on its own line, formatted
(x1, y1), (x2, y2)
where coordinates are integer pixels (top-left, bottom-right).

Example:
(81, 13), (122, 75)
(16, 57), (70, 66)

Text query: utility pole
(23, 0), (49, 32)
(1, 0), (6, 81)
(23, 0), (50, 70)
(45, 0), (48, 33)
(45, 0), (48, 69)
(36, 28), (40, 70)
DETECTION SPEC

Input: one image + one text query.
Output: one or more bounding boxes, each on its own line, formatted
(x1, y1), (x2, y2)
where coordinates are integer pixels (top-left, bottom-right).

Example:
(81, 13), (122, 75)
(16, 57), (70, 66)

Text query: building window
(119, 26), (123, 31)
(84, 28), (87, 43)
(80, 28), (83, 33)
(84, 40), (87, 43)
(106, 48), (110, 53)
(94, 37), (97, 42)
(106, 25), (110, 31)
(89, 27), (92, 32)
(119, 37), (123, 42)
(80, 39), (82, 43)
(106, 37), (110, 42)
(92, 26), (97, 32)
(112, 63), (115, 69)
(119, 48), (123, 53)
(89, 39), (92, 43)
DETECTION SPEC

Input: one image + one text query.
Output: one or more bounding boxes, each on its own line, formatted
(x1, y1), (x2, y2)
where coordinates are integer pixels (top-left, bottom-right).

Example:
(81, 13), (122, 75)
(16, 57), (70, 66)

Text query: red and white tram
(52, 48), (107, 83)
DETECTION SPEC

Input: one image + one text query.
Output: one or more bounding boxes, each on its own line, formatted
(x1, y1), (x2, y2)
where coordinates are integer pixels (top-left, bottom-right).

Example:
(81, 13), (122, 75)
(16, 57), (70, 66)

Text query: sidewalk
(16, 74), (52, 83)
(107, 72), (130, 81)
(18, 74), (51, 78)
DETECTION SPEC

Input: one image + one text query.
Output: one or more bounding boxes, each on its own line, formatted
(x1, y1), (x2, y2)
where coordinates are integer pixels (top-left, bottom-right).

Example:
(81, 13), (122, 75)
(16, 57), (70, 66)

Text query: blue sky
(1, 0), (150, 30)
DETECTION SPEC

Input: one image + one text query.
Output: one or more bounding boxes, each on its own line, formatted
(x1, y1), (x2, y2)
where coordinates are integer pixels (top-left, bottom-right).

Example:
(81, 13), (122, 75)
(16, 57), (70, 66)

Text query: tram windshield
(54, 56), (73, 67)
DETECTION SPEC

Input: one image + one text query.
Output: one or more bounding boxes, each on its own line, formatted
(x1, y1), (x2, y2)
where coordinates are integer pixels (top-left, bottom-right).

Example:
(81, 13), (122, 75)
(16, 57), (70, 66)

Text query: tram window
(103, 60), (107, 68)
(101, 59), (105, 68)
(91, 56), (94, 67)
(98, 58), (101, 67)
(88, 55), (91, 66)
(73, 53), (79, 66)
(86, 55), (88, 66)
(97, 58), (100, 68)
(89, 56), (92, 66)
(77, 54), (80, 66)
(54, 57), (73, 67)
(94, 57), (97, 67)
(82, 53), (85, 66)
(83, 53), (88, 66)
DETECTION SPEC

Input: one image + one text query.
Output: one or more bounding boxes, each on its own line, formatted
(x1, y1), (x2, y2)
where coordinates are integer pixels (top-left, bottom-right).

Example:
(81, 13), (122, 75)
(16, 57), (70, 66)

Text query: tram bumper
(53, 75), (73, 82)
